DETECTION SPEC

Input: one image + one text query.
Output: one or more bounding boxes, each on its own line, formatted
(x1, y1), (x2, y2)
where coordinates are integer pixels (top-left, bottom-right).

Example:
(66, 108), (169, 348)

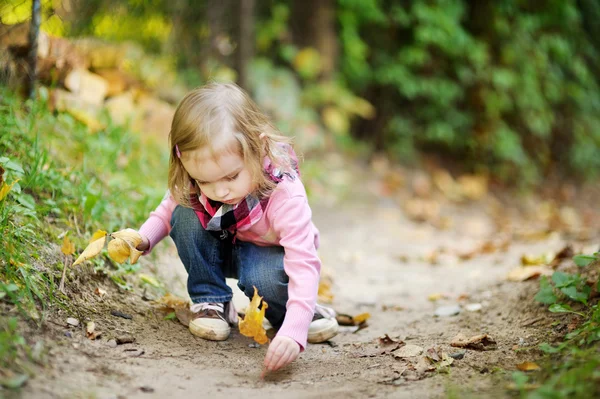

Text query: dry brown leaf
(154, 293), (190, 310)
(110, 228), (142, 248)
(86, 321), (101, 340)
(94, 287), (107, 297)
(73, 230), (107, 266)
(507, 266), (553, 282)
(336, 312), (370, 326)
(378, 334), (405, 354)
(61, 235), (75, 256)
(516, 361), (540, 371)
(318, 278), (334, 304)
(239, 286), (269, 345)
(107, 238), (130, 263)
(107, 229), (143, 264)
(520, 253), (553, 266)
(450, 333), (497, 350)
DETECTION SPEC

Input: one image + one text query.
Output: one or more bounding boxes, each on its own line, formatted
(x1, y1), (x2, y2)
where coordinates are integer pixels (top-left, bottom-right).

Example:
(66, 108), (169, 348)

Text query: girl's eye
(226, 173), (239, 181)
(196, 180), (208, 186)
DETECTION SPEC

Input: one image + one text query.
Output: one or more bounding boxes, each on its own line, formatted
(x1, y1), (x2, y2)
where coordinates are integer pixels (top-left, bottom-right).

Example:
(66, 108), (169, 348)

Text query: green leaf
(573, 255), (597, 267)
(164, 312), (177, 320)
(539, 342), (565, 354)
(549, 303), (573, 313)
(535, 276), (557, 304)
(560, 285), (589, 304)
(552, 271), (577, 288)
(549, 303), (584, 317)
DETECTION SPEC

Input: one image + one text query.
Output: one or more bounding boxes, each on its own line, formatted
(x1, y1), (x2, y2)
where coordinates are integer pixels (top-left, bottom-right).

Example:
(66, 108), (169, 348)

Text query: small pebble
(434, 305), (461, 317)
(449, 350), (466, 360)
(107, 339), (118, 348)
(465, 303), (483, 312)
(248, 343), (260, 348)
(66, 317), (79, 327)
(64, 331), (72, 338)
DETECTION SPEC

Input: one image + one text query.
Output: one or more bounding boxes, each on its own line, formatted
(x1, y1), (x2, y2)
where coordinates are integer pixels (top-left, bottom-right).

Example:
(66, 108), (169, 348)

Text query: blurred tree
(290, 0), (338, 80)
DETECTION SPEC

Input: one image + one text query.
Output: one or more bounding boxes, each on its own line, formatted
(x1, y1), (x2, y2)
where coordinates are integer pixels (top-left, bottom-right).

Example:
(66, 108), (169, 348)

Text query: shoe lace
(315, 303), (336, 319)
(190, 302), (238, 325)
(190, 302), (224, 314)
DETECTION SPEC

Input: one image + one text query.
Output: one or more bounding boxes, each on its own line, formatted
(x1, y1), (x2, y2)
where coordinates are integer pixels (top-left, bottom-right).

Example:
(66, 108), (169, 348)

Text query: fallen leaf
(110, 228), (142, 247)
(238, 286), (269, 345)
(378, 334), (405, 354)
(428, 293), (447, 302)
(520, 253), (553, 266)
(516, 361), (540, 371)
(108, 238), (130, 263)
(393, 344), (423, 359)
(318, 278), (334, 303)
(548, 245), (574, 268)
(86, 321), (101, 339)
(450, 333), (497, 350)
(336, 313), (370, 326)
(107, 229), (143, 264)
(154, 293), (190, 310)
(507, 266), (553, 282)
(95, 287), (107, 297)
(425, 346), (454, 369)
(73, 230), (107, 266)
(61, 235), (75, 255)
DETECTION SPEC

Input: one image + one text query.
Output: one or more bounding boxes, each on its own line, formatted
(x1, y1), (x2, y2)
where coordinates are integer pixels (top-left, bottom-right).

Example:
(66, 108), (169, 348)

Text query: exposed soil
(13, 162), (597, 399)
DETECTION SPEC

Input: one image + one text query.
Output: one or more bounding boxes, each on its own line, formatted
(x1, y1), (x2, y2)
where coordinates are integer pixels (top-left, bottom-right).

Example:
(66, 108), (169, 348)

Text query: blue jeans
(169, 205), (289, 329)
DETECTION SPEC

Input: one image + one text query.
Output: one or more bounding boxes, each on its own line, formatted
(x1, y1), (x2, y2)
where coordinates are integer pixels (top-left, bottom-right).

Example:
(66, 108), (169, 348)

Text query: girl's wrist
(137, 235), (150, 251)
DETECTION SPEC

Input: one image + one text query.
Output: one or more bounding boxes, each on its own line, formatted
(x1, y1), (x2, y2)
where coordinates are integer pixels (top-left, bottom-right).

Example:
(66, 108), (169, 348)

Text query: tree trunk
(290, 0), (338, 80)
(236, 0), (255, 91)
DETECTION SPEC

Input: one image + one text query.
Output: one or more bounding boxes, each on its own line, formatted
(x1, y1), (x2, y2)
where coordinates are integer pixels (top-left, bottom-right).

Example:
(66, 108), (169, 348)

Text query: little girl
(135, 82), (338, 372)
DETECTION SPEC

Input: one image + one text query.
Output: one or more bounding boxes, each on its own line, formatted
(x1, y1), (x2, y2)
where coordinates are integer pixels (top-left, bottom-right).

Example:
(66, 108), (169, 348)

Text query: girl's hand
(263, 336), (300, 372)
(136, 234), (150, 251)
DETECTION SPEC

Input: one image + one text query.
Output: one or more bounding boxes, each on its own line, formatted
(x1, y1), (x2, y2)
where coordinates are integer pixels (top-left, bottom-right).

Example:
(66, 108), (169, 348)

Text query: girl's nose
(214, 183), (229, 199)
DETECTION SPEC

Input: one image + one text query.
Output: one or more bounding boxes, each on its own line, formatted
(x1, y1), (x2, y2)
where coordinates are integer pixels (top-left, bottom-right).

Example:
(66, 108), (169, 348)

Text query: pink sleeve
(138, 193), (178, 254)
(270, 195), (320, 350)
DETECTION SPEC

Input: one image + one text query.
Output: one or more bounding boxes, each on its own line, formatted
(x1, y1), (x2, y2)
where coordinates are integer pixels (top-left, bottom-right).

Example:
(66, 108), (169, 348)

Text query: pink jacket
(139, 177), (321, 349)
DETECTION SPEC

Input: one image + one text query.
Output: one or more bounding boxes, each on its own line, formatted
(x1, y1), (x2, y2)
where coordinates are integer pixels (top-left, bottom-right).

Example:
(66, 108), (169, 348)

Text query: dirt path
(19, 171), (572, 399)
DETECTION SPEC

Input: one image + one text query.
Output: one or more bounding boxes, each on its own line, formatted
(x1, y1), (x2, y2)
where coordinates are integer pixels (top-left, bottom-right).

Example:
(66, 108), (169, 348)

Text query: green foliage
(528, 252), (600, 397)
(0, 87), (166, 319)
(337, 0), (600, 183)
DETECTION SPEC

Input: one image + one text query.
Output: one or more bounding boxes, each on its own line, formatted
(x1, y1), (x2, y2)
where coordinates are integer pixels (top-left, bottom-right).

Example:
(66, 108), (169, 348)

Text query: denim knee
(170, 205), (205, 241)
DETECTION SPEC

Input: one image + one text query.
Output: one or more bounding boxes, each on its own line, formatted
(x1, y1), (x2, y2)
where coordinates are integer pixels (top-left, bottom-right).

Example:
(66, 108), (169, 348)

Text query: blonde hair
(168, 82), (293, 207)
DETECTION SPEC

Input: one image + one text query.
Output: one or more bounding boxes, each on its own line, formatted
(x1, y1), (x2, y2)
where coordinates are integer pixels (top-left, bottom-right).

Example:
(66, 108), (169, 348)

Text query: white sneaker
(307, 304), (339, 344)
(189, 302), (236, 341)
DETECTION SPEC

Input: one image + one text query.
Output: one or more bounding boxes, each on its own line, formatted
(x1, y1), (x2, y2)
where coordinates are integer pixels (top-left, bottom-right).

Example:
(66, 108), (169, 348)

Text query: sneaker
(307, 304), (339, 344)
(189, 302), (236, 341)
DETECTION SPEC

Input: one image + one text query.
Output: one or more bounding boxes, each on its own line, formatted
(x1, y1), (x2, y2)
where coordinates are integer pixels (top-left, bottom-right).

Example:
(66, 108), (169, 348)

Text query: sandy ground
(14, 166), (590, 399)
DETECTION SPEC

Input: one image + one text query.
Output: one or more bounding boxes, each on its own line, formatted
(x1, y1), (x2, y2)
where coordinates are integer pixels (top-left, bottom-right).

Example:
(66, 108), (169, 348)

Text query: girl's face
(181, 147), (256, 205)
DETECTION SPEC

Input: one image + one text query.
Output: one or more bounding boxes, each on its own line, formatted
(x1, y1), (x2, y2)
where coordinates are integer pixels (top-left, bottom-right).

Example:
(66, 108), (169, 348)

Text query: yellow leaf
(322, 106), (349, 136)
(108, 228), (143, 264)
(107, 238), (130, 263)
(352, 313), (371, 325)
(61, 235), (75, 255)
(239, 286), (269, 345)
(73, 230), (107, 266)
(318, 279), (334, 304)
(110, 228), (142, 248)
(516, 361), (540, 371)
(0, 179), (20, 201)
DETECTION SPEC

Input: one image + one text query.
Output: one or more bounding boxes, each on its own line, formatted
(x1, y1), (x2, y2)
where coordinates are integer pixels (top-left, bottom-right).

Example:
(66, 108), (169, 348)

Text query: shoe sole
(307, 323), (339, 344)
(189, 323), (230, 341)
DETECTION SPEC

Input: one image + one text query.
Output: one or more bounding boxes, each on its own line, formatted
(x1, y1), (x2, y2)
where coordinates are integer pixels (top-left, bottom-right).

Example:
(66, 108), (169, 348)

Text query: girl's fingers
(264, 340), (283, 370)
(272, 347), (296, 371)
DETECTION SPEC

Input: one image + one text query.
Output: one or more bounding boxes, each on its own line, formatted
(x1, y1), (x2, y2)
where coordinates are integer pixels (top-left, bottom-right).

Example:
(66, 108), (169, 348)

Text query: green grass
(511, 254), (600, 398)
(0, 87), (168, 387)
